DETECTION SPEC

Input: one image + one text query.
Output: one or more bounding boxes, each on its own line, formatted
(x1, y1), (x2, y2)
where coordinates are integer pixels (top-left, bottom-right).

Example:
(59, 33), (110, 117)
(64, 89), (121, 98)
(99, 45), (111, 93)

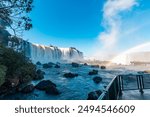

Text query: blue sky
(23, 0), (150, 58)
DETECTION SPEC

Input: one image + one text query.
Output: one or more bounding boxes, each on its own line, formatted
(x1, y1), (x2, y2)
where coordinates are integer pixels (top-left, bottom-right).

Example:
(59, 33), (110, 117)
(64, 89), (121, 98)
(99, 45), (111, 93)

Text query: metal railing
(98, 74), (150, 100)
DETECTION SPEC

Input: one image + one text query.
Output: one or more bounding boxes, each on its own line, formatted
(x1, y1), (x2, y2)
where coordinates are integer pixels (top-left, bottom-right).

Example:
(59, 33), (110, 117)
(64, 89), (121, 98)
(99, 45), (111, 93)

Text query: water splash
(110, 42), (150, 65)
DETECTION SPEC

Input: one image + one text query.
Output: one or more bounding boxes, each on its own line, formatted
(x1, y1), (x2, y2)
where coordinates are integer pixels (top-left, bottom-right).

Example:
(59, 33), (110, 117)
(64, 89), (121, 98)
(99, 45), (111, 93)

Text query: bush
(0, 65), (7, 86)
(0, 45), (36, 84)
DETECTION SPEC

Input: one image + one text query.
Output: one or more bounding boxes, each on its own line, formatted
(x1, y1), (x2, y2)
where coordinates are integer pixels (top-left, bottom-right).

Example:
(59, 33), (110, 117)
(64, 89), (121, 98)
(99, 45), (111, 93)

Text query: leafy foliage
(0, 45), (36, 84)
(0, 65), (7, 86)
(0, 0), (33, 36)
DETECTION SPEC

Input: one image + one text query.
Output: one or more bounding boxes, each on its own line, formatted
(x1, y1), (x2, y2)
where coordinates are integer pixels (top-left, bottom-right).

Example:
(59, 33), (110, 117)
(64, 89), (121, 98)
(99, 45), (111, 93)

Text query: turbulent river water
(1, 63), (137, 100)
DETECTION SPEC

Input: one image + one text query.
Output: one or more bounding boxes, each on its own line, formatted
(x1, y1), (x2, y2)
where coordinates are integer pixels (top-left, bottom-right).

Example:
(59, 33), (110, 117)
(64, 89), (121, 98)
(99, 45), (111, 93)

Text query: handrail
(98, 76), (122, 100)
(98, 74), (147, 100)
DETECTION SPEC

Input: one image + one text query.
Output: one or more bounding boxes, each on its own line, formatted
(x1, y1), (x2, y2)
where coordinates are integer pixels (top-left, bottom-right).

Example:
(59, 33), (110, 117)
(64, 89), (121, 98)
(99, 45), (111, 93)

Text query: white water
(111, 42), (150, 65)
(7, 40), (83, 64)
(29, 44), (83, 63)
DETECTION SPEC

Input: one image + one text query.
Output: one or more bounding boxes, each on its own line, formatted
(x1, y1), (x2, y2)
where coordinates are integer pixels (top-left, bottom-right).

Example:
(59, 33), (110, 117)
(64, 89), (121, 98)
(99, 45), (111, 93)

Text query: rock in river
(63, 72), (78, 78)
(45, 85), (60, 95)
(35, 80), (56, 90)
(87, 90), (102, 100)
(88, 70), (98, 75)
(72, 62), (79, 67)
(93, 76), (102, 84)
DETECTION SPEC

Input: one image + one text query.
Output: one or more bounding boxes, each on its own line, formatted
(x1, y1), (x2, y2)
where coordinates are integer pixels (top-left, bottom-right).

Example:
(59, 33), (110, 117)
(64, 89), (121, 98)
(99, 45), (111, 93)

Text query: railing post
(118, 75), (123, 96)
(113, 80), (117, 99)
(138, 75), (144, 94)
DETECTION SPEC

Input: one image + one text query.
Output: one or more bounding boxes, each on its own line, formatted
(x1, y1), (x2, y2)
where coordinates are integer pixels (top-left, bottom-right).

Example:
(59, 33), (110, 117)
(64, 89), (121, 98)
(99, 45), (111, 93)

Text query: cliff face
(6, 38), (83, 63)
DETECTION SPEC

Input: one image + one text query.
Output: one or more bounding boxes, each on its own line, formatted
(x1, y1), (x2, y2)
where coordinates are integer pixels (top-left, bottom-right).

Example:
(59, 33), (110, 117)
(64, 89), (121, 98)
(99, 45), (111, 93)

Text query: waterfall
(7, 39), (83, 64)
(29, 44), (83, 63)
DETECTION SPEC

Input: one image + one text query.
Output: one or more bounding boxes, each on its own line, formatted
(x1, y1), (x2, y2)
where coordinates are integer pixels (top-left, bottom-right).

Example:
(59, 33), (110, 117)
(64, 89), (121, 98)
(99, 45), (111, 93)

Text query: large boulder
(72, 62), (79, 67)
(35, 80), (56, 90)
(93, 76), (102, 84)
(63, 72), (78, 78)
(87, 90), (102, 100)
(35, 80), (59, 95)
(21, 84), (34, 93)
(88, 70), (98, 75)
(45, 85), (60, 95)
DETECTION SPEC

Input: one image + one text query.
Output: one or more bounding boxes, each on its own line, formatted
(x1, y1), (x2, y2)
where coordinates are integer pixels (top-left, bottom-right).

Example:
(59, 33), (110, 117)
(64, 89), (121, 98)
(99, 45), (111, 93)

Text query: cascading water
(7, 39), (83, 64)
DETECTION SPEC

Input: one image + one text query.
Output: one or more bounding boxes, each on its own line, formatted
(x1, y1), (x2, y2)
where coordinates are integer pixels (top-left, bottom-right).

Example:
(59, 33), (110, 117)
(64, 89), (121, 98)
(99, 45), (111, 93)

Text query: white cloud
(92, 0), (138, 60)
(99, 0), (138, 49)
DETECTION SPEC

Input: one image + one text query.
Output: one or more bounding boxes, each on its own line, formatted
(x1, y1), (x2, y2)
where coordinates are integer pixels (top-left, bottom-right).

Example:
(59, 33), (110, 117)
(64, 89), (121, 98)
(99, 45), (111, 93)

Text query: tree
(0, 65), (7, 87)
(0, 45), (37, 84)
(0, 0), (33, 36)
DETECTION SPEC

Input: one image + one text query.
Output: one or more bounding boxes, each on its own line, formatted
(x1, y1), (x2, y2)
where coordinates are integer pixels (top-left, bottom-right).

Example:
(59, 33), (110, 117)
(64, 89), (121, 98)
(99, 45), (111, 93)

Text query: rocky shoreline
(0, 61), (113, 100)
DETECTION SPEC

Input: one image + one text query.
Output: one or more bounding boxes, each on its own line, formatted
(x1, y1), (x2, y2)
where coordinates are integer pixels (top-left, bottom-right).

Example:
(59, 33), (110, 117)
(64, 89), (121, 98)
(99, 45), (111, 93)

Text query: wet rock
(83, 63), (88, 66)
(88, 70), (98, 75)
(101, 66), (106, 69)
(72, 62), (79, 67)
(35, 80), (56, 90)
(63, 72), (78, 78)
(45, 85), (60, 95)
(21, 84), (34, 93)
(55, 64), (60, 68)
(43, 63), (53, 69)
(93, 76), (102, 84)
(91, 65), (99, 68)
(36, 61), (41, 65)
(87, 90), (102, 100)
(34, 69), (45, 80)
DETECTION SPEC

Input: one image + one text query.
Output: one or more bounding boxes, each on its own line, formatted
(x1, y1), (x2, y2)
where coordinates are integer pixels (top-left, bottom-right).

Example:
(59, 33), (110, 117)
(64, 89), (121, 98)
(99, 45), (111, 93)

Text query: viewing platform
(98, 74), (150, 100)
(119, 89), (150, 100)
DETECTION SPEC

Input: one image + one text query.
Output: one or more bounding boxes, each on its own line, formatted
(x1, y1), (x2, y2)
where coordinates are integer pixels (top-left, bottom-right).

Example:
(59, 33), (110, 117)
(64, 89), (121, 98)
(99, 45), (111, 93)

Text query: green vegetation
(0, 0), (35, 95)
(0, 65), (7, 87)
(0, 0), (33, 36)
(0, 45), (37, 85)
